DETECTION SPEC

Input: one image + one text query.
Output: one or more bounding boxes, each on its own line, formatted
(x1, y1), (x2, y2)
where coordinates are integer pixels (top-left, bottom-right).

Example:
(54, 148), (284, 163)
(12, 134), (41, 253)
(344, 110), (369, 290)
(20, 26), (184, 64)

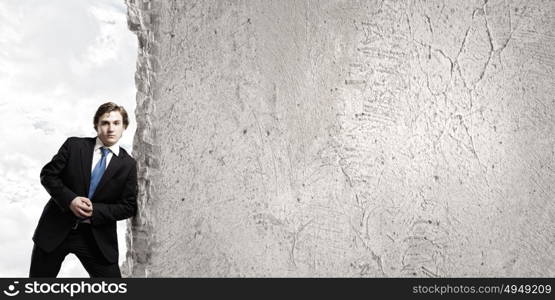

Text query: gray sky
(0, 0), (138, 277)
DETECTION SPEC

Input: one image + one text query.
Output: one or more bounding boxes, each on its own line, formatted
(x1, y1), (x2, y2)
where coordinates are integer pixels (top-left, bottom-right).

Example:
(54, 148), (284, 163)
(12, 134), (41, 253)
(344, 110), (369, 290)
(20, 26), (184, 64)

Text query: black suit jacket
(32, 137), (138, 264)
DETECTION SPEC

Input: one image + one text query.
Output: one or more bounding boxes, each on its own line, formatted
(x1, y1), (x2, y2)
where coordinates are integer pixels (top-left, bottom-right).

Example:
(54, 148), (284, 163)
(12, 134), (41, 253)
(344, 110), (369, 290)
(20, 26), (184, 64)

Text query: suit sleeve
(40, 137), (78, 212)
(91, 161), (138, 225)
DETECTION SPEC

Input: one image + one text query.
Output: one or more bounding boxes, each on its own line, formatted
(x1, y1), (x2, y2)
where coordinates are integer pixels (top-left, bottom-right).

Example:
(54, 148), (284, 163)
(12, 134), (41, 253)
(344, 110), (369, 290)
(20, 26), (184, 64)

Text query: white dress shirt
(91, 137), (120, 173)
(80, 137), (120, 224)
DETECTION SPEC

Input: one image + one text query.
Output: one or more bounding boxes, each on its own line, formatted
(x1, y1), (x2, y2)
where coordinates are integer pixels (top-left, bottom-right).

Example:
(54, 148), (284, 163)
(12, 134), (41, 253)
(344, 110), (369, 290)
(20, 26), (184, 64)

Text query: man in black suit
(29, 102), (138, 278)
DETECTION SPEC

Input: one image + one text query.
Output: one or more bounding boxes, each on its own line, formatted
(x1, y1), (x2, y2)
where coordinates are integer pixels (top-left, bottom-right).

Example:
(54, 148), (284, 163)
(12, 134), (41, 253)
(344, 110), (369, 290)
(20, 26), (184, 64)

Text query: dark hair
(93, 102), (129, 130)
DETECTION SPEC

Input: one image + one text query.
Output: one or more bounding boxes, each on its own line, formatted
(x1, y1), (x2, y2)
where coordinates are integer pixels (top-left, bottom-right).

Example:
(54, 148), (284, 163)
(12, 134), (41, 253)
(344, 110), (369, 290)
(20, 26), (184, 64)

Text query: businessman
(29, 102), (138, 277)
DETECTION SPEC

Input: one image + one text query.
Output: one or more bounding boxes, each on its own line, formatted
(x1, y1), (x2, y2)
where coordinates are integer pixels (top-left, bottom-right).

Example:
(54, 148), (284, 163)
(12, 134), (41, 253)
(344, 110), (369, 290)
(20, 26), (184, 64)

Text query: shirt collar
(94, 137), (120, 156)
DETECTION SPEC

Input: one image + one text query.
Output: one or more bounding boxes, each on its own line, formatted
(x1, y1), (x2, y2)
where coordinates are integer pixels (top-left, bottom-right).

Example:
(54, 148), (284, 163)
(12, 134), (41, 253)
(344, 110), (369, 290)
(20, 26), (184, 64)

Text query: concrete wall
(123, 0), (555, 277)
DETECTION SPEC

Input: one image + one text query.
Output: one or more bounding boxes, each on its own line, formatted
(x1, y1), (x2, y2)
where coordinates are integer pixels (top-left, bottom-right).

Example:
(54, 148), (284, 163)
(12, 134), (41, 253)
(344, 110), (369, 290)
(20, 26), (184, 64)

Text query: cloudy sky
(0, 0), (138, 277)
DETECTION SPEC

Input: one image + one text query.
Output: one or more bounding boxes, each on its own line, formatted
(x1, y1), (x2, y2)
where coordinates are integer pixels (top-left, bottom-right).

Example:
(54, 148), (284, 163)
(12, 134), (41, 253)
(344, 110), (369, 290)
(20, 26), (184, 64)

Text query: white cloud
(0, 0), (137, 277)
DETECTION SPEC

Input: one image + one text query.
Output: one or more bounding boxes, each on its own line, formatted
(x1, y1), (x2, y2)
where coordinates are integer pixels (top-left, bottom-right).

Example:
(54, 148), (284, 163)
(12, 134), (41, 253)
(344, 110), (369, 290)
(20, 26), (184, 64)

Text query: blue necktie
(88, 147), (110, 199)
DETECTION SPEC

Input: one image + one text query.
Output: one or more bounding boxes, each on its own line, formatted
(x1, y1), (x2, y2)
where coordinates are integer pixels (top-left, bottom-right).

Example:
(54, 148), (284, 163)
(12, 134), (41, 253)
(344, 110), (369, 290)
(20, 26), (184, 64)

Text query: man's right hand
(69, 197), (93, 218)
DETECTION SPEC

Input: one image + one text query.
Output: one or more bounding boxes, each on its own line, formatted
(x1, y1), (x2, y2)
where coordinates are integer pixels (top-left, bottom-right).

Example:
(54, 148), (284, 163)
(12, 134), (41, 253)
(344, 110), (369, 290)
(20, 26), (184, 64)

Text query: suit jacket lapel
(81, 138), (95, 197)
(92, 150), (123, 199)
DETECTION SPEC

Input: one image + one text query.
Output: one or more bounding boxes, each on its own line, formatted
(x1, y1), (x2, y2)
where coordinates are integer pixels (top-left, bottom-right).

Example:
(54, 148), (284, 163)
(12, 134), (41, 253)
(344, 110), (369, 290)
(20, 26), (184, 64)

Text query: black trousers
(29, 223), (121, 278)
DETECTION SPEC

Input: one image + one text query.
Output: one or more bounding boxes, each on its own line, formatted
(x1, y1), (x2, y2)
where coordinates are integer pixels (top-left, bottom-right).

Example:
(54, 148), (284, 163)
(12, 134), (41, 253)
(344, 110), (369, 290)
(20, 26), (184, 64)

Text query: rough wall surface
(123, 0), (555, 277)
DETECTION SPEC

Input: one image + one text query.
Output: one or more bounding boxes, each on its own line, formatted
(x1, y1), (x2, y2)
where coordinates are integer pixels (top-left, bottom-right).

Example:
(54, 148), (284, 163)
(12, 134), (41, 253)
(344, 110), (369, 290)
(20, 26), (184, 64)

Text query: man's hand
(69, 197), (93, 218)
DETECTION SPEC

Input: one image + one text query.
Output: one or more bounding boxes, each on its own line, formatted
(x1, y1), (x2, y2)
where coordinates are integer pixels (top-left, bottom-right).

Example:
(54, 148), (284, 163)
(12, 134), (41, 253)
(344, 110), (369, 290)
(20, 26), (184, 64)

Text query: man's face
(95, 111), (125, 146)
